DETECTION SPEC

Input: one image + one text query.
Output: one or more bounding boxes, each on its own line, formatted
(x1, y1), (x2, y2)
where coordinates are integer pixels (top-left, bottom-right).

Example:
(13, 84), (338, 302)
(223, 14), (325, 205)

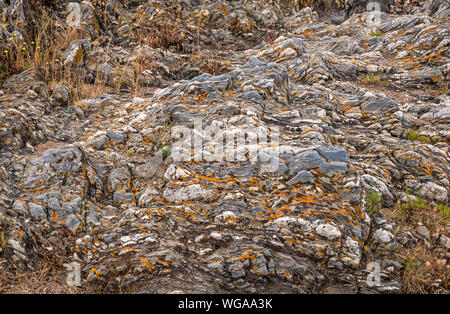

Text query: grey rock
(415, 225), (430, 241)
(229, 263), (246, 279)
(28, 202), (46, 220)
(319, 161), (348, 177)
(113, 192), (135, 204)
(287, 170), (315, 185)
(288, 150), (325, 174)
(361, 97), (399, 113)
(315, 146), (349, 162)
(51, 85), (71, 106)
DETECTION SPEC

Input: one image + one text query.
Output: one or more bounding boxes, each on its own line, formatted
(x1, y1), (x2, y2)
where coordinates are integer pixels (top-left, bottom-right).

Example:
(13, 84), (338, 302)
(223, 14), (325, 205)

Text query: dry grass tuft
(395, 243), (449, 293)
(384, 196), (450, 293)
(136, 24), (184, 51)
(358, 73), (391, 87)
(0, 252), (105, 294)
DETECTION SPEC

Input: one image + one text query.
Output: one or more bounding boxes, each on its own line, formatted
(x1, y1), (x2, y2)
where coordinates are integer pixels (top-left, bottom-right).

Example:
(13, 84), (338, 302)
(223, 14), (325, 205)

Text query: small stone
(315, 224), (342, 240)
(286, 170), (315, 185)
(373, 229), (394, 243)
(315, 146), (349, 162)
(28, 203), (46, 220)
(229, 263), (246, 279)
(415, 225), (430, 241)
(51, 85), (71, 106)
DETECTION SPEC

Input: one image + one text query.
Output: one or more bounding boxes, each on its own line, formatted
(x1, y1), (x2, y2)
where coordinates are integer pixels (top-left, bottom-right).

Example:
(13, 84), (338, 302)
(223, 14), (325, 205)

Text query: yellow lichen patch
(224, 216), (237, 223)
(292, 195), (316, 203)
(281, 271), (292, 281)
(120, 247), (135, 254)
(140, 257), (156, 272)
(50, 212), (63, 225)
(283, 236), (298, 245)
(89, 268), (103, 280)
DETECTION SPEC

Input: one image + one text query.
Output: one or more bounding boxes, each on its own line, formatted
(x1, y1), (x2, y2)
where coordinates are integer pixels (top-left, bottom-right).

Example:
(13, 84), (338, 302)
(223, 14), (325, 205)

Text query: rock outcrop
(0, 0), (448, 294)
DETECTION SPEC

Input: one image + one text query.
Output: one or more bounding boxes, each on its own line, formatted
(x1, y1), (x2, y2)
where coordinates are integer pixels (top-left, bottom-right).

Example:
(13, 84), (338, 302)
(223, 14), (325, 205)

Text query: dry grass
(131, 52), (158, 95)
(0, 216), (102, 294)
(383, 196), (450, 293)
(0, 9), (110, 106)
(136, 23), (184, 51)
(394, 243), (449, 293)
(1, 9), (84, 82)
(189, 51), (233, 76)
(0, 251), (108, 294)
(424, 82), (449, 97)
(358, 73), (391, 88)
(0, 255), (92, 294)
(1, 8), (152, 101)
(147, 113), (173, 154)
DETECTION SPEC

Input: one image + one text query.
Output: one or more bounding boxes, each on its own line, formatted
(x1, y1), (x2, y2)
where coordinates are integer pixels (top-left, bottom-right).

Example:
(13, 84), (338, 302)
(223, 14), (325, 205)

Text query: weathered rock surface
(0, 0), (449, 294)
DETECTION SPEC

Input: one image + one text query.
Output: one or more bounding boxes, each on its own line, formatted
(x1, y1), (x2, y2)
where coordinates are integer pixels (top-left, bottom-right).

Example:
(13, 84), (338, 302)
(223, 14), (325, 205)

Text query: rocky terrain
(0, 0), (449, 294)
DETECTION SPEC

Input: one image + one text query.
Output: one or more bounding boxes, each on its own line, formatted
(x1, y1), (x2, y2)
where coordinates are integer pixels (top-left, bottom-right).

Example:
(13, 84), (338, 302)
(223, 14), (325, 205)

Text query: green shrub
(365, 190), (381, 216)
(358, 73), (390, 87)
(369, 30), (383, 36)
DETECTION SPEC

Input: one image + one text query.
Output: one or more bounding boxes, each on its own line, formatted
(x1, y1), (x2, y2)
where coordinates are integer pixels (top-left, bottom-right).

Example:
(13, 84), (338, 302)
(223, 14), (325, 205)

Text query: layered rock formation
(0, 0), (449, 293)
